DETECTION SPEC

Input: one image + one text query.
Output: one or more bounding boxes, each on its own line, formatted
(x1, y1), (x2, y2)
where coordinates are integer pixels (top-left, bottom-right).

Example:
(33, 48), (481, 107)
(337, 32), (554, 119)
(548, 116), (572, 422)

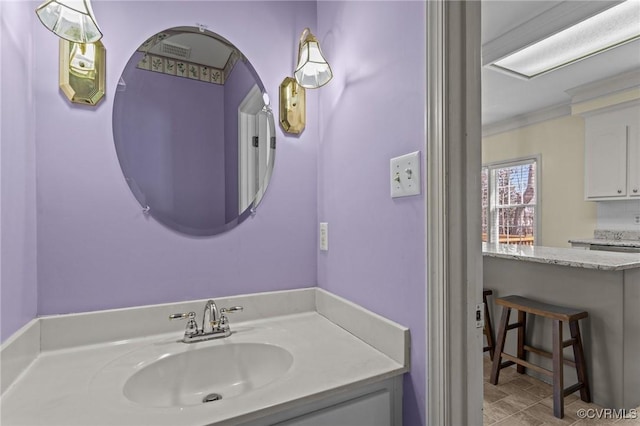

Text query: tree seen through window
(482, 160), (537, 245)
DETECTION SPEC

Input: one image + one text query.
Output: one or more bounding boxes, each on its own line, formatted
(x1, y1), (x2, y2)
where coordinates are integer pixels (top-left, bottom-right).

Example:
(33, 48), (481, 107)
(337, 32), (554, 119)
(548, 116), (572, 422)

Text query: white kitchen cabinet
(628, 121), (640, 197)
(584, 104), (640, 200)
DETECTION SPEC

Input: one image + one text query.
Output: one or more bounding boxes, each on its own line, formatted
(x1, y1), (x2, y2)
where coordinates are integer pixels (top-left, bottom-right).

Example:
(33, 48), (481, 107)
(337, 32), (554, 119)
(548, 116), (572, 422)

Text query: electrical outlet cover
(319, 222), (328, 251)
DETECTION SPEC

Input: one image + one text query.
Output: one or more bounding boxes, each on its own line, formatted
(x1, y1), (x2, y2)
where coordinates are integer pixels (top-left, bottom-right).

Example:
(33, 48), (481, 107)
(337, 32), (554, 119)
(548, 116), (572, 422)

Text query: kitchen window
(482, 157), (538, 245)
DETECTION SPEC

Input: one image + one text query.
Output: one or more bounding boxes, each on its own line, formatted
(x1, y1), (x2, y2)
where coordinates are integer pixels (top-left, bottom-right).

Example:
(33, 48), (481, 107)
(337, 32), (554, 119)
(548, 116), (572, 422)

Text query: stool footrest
(523, 345), (577, 368)
(506, 322), (524, 331)
(500, 360), (515, 369)
(501, 352), (553, 377)
(564, 382), (586, 397)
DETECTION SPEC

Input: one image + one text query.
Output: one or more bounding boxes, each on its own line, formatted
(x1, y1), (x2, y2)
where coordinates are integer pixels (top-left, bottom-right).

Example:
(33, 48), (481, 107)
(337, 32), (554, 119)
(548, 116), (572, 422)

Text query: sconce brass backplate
(59, 39), (106, 106)
(279, 76), (306, 134)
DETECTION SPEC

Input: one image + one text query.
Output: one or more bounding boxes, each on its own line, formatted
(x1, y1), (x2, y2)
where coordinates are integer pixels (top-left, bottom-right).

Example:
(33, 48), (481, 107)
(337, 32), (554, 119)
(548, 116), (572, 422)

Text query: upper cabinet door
(584, 104), (640, 201)
(628, 122), (640, 197)
(584, 114), (628, 199)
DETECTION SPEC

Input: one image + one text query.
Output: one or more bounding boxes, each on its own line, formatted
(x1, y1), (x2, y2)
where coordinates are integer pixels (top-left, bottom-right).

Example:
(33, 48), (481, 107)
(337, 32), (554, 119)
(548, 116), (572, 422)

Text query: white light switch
(320, 222), (328, 251)
(390, 151), (421, 198)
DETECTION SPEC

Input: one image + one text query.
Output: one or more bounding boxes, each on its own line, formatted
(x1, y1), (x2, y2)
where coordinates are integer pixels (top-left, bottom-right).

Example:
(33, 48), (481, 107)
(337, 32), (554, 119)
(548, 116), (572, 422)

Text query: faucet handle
(169, 312), (196, 321)
(220, 306), (243, 314)
(219, 306), (243, 328)
(169, 312), (199, 336)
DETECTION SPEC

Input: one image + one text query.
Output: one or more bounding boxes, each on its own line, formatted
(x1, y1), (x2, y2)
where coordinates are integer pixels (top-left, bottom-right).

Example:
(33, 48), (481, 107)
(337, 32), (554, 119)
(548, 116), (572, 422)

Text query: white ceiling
(481, 0), (640, 126)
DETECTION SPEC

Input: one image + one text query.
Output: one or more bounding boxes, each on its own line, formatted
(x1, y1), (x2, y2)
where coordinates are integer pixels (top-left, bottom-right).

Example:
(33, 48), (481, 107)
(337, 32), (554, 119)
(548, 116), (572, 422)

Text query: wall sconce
(35, 0), (105, 106)
(279, 28), (333, 134)
(59, 39), (106, 105)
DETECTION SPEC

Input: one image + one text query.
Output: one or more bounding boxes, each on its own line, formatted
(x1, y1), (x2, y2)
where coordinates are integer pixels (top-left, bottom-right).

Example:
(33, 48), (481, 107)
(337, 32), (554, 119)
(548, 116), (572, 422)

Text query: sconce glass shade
(294, 28), (332, 89)
(36, 0), (102, 43)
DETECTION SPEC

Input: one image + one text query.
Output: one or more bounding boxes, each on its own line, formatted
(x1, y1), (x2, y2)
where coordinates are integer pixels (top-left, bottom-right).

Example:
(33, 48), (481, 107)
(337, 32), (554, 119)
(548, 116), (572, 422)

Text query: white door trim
(425, 0), (449, 424)
(238, 84), (263, 213)
(426, 1), (483, 425)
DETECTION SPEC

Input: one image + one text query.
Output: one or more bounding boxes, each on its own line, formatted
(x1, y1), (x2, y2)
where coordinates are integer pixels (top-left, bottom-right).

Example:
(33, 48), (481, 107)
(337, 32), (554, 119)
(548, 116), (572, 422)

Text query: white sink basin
(123, 342), (293, 407)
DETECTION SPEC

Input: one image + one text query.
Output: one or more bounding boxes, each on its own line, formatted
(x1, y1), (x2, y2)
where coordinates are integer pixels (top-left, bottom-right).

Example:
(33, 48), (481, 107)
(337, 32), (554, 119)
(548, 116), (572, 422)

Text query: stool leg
(516, 311), (526, 374)
(570, 320), (591, 403)
(483, 296), (495, 360)
(552, 319), (564, 419)
(490, 307), (511, 385)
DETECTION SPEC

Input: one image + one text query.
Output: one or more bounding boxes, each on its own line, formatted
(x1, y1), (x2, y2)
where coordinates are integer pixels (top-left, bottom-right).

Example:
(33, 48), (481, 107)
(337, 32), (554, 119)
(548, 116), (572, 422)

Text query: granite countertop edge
(482, 243), (640, 271)
(568, 238), (640, 248)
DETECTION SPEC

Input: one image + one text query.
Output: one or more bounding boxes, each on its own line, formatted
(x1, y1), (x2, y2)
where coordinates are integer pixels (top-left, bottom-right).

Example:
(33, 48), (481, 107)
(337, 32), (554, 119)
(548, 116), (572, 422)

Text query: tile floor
(483, 355), (640, 425)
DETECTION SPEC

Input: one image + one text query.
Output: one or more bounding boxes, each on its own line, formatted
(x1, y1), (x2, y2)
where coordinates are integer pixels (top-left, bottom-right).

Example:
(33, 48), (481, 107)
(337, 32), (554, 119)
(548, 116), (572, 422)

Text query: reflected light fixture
(35, 0), (103, 43)
(280, 28), (333, 134)
(490, 0), (640, 79)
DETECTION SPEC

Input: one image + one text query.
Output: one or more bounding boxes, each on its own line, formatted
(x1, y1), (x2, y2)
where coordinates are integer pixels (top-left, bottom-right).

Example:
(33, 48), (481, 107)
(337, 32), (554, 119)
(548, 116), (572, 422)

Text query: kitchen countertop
(568, 238), (640, 248)
(482, 242), (640, 271)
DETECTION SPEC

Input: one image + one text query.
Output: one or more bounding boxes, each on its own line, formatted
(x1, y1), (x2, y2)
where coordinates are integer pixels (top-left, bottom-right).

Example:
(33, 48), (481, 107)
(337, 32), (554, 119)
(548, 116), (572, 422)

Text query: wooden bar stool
(483, 289), (495, 360)
(489, 295), (591, 419)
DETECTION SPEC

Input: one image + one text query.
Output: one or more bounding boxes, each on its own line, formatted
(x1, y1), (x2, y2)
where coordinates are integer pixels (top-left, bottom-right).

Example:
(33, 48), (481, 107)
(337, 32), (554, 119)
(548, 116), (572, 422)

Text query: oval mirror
(113, 27), (276, 236)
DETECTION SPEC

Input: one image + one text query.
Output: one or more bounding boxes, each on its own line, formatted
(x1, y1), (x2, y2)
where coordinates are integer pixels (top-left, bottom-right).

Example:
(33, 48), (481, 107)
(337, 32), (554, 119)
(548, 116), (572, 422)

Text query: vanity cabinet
(275, 389), (393, 426)
(584, 104), (640, 200)
(240, 377), (403, 426)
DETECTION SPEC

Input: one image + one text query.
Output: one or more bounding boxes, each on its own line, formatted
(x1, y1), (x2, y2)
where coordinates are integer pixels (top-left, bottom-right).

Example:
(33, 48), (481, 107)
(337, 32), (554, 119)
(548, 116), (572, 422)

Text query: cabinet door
(585, 122), (628, 199)
(628, 122), (640, 197)
(274, 390), (392, 426)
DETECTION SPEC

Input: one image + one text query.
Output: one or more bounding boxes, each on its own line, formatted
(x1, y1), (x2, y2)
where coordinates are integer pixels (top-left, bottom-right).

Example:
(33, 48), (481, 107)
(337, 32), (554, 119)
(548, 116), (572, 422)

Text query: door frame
(425, 1), (483, 425)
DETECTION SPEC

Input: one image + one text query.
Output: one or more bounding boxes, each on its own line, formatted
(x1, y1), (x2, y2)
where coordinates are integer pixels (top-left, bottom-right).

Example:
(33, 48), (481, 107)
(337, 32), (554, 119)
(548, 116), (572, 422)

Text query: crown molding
(483, 69), (640, 136)
(566, 69), (640, 104)
(482, 103), (571, 138)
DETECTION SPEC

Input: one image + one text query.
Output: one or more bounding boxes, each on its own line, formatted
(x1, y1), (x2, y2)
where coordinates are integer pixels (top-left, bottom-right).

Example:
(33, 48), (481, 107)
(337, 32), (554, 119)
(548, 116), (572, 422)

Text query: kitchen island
(483, 243), (640, 410)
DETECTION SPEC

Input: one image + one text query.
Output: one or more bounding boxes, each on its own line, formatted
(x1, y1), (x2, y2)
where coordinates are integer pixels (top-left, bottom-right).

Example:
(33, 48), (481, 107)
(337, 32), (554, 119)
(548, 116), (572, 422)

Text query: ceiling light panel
(492, 1), (640, 79)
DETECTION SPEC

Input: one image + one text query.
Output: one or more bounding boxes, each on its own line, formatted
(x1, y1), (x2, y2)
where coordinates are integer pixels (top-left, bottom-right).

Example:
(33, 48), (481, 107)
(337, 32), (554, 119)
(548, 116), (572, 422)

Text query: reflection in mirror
(113, 27), (275, 236)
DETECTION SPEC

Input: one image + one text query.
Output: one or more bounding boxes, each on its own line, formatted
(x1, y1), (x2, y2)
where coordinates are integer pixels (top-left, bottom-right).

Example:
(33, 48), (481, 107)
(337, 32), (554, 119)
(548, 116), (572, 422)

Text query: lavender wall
(114, 52), (227, 234)
(34, 1), (318, 315)
(0, 1), (39, 342)
(316, 2), (427, 424)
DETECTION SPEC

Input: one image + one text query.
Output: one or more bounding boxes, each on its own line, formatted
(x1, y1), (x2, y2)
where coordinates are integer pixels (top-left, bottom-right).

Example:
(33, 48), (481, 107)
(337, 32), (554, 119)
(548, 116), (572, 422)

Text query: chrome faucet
(169, 300), (243, 343)
(202, 299), (220, 333)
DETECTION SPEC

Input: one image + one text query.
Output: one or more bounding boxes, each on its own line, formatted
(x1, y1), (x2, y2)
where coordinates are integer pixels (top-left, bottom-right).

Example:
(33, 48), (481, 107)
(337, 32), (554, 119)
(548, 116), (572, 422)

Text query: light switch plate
(390, 151), (421, 198)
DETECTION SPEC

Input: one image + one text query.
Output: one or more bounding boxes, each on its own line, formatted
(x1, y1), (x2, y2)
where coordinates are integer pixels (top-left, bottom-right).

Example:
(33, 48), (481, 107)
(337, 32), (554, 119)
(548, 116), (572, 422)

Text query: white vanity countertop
(482, 242), (640, 271)
(0, 289), (409, 426)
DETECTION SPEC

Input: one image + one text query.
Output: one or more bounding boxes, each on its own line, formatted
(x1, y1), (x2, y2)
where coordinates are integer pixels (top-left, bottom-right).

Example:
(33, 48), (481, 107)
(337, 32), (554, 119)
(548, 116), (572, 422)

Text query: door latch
(475, 303), (485, 328)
